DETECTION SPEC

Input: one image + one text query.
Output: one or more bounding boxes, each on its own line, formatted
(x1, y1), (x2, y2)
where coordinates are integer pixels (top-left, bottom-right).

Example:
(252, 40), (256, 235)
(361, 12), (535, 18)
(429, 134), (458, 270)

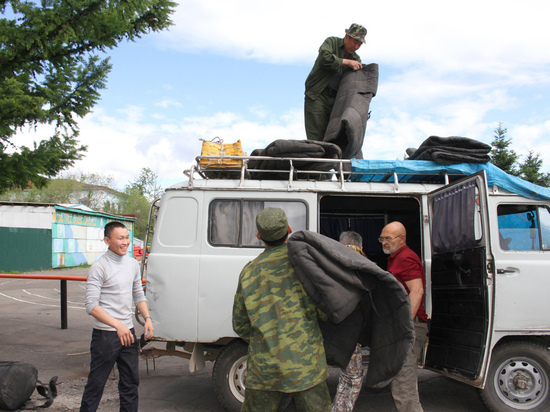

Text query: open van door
(424, 172), (494, 386)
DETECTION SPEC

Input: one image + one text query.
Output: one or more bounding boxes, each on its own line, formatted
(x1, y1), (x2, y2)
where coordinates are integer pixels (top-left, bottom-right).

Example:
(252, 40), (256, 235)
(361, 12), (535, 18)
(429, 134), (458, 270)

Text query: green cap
(345, 23), (367, 44)
(256, 207), (288, 242)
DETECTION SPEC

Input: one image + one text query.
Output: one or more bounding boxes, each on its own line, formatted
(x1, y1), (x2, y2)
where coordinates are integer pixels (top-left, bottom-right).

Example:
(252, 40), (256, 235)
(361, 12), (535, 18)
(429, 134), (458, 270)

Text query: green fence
(0, 227), (52, 272)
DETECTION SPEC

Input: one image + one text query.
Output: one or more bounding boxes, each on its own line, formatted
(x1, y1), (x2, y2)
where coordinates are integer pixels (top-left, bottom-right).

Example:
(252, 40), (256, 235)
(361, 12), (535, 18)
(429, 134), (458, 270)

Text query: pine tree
(518, 151), (550, 187)
(489, 123), (519, 176)
(0, 0), (176, 194)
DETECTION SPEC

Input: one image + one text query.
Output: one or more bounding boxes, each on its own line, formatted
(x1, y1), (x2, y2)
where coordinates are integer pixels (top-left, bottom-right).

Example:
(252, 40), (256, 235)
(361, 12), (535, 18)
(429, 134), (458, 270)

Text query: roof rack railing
(185, 155), (352, 189)
(182, 155), (463, 189)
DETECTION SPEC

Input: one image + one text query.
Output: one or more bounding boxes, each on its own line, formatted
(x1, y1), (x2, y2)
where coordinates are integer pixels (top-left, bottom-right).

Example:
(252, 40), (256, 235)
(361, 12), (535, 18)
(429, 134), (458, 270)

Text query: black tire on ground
(212, 340), (248, 412)
(480, 340), (550, 412)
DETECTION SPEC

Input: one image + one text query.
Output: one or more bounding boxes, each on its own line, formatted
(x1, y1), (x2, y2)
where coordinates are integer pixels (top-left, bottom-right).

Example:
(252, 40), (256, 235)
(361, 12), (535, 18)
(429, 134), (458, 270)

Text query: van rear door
(424, 172), (494, 387)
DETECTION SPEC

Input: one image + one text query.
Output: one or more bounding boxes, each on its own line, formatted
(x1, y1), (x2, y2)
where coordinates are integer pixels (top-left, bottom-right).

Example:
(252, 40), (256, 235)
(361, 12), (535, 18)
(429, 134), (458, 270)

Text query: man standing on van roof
(304, 23), (366, 141)
(380, 221), (428, 412)
(232, 208), (331, 411)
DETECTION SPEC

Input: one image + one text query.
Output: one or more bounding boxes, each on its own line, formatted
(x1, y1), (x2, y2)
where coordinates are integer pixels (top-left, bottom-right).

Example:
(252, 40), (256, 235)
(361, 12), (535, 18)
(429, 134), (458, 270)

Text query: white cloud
(511, 121), (550, 162)
(165, 0), (550, 73)
(155, 98), (184, 109)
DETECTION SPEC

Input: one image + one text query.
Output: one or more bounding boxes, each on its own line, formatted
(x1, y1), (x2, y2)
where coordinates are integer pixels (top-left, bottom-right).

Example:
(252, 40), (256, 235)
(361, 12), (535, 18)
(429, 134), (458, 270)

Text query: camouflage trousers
(241, 381), (332, 412)
(332, 343), (365, 412)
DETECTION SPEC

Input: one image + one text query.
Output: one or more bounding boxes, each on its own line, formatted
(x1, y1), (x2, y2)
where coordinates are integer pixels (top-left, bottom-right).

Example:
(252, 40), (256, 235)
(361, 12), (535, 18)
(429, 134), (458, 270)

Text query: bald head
(380, 221), (407, 255)
(386, 221), (406, 236)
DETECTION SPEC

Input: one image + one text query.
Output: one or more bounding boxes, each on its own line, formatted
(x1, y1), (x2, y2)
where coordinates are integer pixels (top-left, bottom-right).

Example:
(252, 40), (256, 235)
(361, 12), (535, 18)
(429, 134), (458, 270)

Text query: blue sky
(12, 0), (550, 190)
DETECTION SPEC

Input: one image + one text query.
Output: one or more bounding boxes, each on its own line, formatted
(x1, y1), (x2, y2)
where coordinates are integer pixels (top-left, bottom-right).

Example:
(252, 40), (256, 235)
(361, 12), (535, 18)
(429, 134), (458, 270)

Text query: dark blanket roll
(249, 139), (342, 180)
(406, 136), (491, 164)
(288, 230), (414, 388)
(324, 63), (379, 159)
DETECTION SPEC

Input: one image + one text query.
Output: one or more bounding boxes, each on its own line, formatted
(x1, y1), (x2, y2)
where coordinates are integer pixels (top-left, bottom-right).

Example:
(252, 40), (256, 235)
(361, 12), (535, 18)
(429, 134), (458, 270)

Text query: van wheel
(212, 340), (248, 412)
(480, 341), (550, 411)
(211, 339), (295, 412)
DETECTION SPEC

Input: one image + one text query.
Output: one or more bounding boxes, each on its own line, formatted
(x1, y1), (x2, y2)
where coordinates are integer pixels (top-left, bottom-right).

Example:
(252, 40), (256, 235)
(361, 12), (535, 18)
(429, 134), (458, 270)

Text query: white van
(138, 156), (550, 412)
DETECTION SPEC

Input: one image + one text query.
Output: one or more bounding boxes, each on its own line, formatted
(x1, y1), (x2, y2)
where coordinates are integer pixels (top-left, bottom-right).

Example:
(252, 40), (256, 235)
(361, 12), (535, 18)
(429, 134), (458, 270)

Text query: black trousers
(80, 328), (139, 412)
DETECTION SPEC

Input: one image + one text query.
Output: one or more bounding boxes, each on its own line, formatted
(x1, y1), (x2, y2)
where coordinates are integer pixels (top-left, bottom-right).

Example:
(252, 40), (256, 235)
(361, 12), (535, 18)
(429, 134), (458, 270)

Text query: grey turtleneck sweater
(85, 249), (146, 331)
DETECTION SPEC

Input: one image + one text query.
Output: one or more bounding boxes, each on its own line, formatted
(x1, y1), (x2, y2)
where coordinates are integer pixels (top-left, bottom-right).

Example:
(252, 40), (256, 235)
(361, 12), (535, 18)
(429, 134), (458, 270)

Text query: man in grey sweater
(80, 221), (154, 412)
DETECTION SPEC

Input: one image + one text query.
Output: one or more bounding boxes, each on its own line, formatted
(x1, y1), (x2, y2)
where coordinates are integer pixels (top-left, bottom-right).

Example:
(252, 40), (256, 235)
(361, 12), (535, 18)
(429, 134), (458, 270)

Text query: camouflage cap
(345, 23), (367, 44)
(256, 207), (288, 242)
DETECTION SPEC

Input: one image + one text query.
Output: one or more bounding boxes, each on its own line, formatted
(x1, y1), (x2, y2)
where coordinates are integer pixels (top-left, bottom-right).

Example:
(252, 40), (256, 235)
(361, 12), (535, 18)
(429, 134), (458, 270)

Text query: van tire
(480, 341), (550, 412)
(211, 339), (296, 412)
(212, 340), (248, 412)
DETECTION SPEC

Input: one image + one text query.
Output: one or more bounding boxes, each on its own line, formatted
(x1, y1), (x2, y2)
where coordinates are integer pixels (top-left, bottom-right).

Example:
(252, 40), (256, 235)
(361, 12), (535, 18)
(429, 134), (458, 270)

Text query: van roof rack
(183, 155), (468, 190)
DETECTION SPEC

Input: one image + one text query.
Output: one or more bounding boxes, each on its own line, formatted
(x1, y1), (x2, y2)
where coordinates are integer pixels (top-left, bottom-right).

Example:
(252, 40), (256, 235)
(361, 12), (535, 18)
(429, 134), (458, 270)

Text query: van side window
(497, 205), (550, 251)
(209, 200), (307, 247)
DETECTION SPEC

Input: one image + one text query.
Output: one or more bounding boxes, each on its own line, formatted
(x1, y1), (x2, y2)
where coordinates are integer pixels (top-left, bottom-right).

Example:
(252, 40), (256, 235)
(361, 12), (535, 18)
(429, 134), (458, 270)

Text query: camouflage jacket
(232, 244), (328, 392)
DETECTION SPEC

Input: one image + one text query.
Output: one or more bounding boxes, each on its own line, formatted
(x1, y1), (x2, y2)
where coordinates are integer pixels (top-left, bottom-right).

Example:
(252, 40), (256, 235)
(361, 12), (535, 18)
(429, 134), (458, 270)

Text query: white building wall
(0, 205), (55, 229)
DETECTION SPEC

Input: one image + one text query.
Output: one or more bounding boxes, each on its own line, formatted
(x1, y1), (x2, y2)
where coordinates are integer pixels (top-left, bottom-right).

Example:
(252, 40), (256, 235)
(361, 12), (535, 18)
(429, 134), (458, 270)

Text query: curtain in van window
(210, 201), (240, 245)
(242, 202), (264, 246)
(432, 181), (478, 253)
(210, 201), (264, 246)
(210, 200), (307, 247)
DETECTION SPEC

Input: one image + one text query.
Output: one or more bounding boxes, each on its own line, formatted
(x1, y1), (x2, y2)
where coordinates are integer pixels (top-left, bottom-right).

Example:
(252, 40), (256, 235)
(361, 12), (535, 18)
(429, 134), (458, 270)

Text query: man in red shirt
(380, 221), (428, 412)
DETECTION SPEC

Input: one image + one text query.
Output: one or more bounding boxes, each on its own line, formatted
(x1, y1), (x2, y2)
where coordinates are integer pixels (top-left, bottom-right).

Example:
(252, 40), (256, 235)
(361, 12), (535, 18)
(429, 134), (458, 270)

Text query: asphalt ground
(1, 267), (489, 411)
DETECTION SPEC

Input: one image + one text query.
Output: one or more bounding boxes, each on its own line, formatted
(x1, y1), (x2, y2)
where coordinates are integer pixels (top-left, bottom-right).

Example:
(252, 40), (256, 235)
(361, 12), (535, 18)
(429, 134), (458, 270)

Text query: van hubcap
(229, 355), (247, 403)
(496, 358), (548, 409)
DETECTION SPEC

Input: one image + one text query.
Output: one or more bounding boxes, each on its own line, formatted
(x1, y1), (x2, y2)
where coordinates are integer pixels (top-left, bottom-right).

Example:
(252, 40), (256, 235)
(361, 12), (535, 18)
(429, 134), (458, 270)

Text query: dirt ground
(2, 269), (490, 412)
(23, 376), (119, 411)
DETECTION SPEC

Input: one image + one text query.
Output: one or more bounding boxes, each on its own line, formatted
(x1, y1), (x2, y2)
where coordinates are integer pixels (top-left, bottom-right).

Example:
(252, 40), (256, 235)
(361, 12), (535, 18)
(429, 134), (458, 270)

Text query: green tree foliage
(489, 124), (550, 187)
(121, 168), (163, 238)
(0, 171), (122, 210)
(489, 123), (519, 176)
(129, 167), (163, 201)
(0, 0), (176, 194)
(0, 174), (83, 202)
(119, 185), (151, 239)
(518, 151), (550, 187)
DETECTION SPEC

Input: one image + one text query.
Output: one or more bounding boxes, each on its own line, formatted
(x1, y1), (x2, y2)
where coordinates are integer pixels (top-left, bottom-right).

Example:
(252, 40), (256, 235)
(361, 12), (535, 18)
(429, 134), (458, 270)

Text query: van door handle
(497, 269), (515, 274)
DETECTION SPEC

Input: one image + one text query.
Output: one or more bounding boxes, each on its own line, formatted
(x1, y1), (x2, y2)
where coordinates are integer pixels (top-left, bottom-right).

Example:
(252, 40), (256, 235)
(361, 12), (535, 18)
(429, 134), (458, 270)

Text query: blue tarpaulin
(351, 159), (550, 201)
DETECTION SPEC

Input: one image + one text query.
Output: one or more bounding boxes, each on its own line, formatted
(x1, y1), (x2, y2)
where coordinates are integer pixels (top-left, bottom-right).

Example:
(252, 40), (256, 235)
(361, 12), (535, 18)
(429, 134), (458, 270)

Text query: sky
(11, 0), (550, 190)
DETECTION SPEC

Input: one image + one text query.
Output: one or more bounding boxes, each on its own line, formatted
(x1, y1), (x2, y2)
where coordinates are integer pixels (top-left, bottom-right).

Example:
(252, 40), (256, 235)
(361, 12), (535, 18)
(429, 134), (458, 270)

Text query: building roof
(0, 201), (135, 221)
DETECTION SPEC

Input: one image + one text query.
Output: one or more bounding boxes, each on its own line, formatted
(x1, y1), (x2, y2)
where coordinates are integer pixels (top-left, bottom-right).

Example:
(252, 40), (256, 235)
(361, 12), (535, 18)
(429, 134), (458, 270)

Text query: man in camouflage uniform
(232, 208), (331, 412)
(304, 23), (367, 141)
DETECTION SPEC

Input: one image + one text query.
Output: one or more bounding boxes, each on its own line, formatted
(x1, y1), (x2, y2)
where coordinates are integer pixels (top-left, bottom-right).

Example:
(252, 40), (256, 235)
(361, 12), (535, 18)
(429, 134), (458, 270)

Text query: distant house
(77, 183), (125, 211)
(1, 180), (126, 213)
(0, 202), (135, 272)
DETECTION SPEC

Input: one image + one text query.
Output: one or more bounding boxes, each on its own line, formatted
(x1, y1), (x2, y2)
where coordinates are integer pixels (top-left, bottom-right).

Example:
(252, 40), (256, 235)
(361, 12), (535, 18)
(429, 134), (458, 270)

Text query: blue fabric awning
(351, 159), (550, 201)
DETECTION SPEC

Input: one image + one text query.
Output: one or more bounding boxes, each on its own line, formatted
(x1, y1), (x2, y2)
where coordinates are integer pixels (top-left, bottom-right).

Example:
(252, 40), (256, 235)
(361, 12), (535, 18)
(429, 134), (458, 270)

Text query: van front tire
(480, 341), (550, 412)
(212, 340), (248, 412)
